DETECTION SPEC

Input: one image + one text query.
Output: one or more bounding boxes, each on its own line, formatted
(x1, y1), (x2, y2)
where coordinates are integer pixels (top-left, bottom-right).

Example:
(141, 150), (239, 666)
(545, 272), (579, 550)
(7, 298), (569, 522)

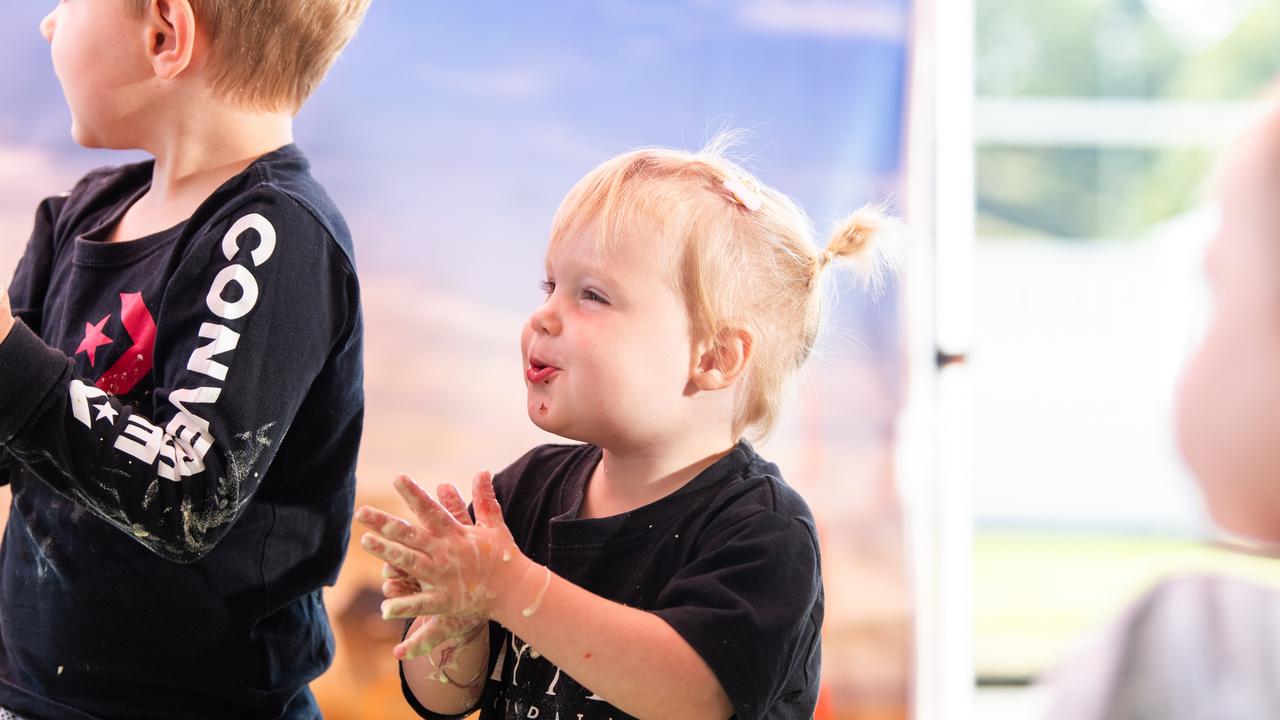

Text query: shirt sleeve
(1044, 574), (1280, 719)
(1, 194), (68, 485)
(0, 188), (357, 563)
(653, 508), (823, 720)
(7, 194), (66, 337)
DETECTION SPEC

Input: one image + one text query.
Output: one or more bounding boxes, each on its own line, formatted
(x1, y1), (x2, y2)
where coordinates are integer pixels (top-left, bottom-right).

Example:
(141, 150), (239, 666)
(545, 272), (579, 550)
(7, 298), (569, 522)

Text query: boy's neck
(110, 107), (294, 242)
(580, 435), (740, 520)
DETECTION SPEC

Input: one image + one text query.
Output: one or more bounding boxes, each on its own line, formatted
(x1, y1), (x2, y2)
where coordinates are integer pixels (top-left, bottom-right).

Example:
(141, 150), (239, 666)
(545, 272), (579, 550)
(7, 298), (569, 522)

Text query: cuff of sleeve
(656, 608), (761, 720)
(0, 320), (68, 443)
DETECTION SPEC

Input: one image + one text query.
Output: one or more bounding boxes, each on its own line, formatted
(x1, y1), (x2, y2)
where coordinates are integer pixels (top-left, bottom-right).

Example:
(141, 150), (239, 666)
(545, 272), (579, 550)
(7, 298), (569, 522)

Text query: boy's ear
(691, 328), (753, 392)
(144, 0), (197, 81)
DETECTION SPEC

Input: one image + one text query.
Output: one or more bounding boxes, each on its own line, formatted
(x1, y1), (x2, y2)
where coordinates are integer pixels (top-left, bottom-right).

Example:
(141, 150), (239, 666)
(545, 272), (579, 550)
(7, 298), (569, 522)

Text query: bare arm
(491, 553), (733, 719)
(399, 615), (490, 716)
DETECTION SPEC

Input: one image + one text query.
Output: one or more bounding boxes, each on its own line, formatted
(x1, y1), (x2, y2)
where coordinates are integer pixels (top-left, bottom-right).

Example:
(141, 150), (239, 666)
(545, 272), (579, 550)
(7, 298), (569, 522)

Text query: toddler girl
(358, 138), (900, 720)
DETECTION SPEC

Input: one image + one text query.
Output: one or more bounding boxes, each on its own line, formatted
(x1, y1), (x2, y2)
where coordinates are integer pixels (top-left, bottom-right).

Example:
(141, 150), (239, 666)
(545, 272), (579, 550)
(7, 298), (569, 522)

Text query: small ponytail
(817, 204), (904, 295)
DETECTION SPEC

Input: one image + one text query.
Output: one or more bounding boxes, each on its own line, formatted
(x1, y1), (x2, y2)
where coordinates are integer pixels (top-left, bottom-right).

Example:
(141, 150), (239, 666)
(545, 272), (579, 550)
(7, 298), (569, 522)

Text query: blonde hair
(128, 0), (371, 112)
(549, 137), (903, 440)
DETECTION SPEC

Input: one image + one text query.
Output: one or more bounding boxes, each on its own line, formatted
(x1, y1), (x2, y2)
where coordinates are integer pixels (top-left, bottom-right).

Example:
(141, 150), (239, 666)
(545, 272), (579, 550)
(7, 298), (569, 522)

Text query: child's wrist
(490, 551), (549, 626)
(428, 621), (489, 686)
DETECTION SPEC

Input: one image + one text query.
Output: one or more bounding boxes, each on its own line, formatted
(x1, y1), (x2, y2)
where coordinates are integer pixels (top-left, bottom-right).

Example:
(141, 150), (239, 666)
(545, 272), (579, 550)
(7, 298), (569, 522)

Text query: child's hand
(357, 471), (520, 622)
(0, 283), (13, 343)
(377, 481), (474, 598)
(399, 613), (487, 664)
(375, 482), (489, 660)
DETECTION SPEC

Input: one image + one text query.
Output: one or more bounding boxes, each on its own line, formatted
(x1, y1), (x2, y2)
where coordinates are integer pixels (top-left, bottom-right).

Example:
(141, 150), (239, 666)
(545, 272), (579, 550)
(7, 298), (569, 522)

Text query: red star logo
(95, 293), (157, 396)
(75, 315), (114, 367)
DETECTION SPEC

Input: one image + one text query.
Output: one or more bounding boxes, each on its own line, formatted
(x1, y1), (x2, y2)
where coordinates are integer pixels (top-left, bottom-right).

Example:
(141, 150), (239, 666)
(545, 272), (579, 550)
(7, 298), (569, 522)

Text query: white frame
(902, 0), (975, 717)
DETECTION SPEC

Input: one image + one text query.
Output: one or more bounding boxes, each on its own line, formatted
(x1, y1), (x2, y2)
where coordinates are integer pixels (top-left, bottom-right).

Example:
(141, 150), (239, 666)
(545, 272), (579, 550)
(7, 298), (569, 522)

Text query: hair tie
(723, 176), (763, 212)
(817, 249), (835, 271)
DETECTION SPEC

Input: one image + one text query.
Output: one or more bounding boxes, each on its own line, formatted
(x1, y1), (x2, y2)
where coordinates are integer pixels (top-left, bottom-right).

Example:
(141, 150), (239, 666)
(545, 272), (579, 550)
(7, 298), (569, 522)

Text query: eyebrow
(545, 253), (624, 288)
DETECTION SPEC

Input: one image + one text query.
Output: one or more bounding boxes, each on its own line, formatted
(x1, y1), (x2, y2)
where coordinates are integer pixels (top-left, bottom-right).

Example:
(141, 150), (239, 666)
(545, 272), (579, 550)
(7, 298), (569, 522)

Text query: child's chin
(527, 400), (557, 428)
(69, 123), (100, 149)
(527, 404), (589, 442)
(69, 125), (118, 151)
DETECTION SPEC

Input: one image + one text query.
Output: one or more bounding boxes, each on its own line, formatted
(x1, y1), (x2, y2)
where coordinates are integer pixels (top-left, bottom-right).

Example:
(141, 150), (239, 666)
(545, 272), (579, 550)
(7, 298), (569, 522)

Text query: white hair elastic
(723, 176), (763, 212)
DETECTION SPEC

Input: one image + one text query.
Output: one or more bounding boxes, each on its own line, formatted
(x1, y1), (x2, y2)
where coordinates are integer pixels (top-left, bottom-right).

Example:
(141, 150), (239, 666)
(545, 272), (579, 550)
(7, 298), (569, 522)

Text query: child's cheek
(1179, 310), (1280, 539)
(1177, 317), (1231, 477)
(519, 324), (532, 358)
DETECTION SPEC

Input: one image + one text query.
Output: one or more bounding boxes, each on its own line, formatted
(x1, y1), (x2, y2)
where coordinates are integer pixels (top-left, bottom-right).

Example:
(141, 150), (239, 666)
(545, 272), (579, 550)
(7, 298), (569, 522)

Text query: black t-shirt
(0, 145), (364, 719)
(403, 441), (824, 720)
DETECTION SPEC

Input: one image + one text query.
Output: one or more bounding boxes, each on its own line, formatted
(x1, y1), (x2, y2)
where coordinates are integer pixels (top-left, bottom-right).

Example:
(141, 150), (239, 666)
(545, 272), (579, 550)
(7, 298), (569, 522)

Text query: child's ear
(691, 328), (753, 391)
(144, 0), (196, 81)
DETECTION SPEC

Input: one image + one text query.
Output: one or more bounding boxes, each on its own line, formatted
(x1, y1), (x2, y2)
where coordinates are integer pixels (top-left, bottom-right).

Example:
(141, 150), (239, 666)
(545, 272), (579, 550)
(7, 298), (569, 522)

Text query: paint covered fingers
(436, 481), (472, 525)
(359, 531), (435, 583)
(399, 613), (487, 662)
(382, 562), (422, 597)
(393, 474), (462, 535)
(357, 471), (524, 620)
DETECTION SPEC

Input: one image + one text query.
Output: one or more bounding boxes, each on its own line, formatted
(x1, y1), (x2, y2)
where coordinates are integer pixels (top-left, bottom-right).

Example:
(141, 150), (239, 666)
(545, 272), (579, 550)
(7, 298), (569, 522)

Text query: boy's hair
(128, 0), (371, 112)
(549, 136), (902, 440)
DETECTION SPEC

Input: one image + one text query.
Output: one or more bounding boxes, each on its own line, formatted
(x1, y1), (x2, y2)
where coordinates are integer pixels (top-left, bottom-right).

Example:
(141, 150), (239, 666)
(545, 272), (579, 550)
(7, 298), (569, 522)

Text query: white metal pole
(902, 0), (975, 716)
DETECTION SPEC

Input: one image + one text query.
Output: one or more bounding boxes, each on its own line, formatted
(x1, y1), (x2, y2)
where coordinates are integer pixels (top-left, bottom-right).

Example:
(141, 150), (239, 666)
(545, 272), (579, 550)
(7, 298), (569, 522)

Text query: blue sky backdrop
(0, 0), (908, 300)
(0, 0), (911, 508)
(0, 5), (913, 704)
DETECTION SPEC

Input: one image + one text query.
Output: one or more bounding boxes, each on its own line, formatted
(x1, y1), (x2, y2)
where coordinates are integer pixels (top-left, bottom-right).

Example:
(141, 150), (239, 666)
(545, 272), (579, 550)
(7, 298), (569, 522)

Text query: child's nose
(529, 302), (562, 336)
(39, 9), (55, 43)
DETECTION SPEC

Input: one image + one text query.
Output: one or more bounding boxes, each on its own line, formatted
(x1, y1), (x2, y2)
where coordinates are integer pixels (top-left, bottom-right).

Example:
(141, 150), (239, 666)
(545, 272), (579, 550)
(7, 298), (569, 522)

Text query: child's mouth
(526, 359), (559, 384)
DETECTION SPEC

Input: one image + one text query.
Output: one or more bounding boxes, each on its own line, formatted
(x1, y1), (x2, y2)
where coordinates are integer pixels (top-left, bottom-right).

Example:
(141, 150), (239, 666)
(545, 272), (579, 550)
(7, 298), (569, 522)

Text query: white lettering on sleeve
(66, 211), (279, 484)
(114, 414), (164, 464)
(221, 213), (276, 267)
(187, 322), (241, 381)
(69, 380), (109, 428)
(167, 387), (220, 434)
(206, 265), (259, 321)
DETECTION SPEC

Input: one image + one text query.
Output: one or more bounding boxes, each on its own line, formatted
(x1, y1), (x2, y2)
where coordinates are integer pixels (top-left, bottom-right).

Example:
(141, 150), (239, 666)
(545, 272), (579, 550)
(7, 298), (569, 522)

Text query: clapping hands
(356, 471), (520, 660)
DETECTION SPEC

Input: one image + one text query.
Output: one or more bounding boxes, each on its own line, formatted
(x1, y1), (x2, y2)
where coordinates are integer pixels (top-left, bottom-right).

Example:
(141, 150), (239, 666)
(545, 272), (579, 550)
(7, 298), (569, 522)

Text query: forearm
(401, 617), (490, 716)
(491, 557), (733, 720)
(0, 323), (264, 561)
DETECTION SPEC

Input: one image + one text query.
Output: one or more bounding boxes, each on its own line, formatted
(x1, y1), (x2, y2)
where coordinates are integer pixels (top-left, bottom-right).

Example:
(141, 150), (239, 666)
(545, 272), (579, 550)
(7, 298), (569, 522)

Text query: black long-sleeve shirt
(0, 144), (364, 719)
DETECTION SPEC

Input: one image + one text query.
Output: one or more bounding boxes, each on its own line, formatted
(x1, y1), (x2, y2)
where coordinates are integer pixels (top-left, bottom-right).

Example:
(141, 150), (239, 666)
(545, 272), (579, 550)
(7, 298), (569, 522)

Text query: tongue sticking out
(526, 365), (558, 383)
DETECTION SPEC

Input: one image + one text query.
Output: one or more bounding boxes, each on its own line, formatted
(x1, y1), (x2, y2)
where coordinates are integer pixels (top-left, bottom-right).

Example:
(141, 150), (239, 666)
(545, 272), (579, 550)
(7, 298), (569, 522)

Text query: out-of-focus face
(40, 1), (153, 148)
(1176, 115), (1280, 543)
(520, 225), (697, 451)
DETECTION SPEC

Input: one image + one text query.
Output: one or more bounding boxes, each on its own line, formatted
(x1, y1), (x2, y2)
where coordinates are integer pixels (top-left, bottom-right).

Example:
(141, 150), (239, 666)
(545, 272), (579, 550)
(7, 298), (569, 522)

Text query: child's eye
(539, 279), (555, 297)
(582, 289), (609, 305)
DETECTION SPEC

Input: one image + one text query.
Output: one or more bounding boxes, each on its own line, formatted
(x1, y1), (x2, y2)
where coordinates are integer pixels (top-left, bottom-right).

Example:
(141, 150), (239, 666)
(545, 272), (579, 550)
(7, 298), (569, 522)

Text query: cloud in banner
(0, 144), (82, 281)
(737, 0), (908, 40)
